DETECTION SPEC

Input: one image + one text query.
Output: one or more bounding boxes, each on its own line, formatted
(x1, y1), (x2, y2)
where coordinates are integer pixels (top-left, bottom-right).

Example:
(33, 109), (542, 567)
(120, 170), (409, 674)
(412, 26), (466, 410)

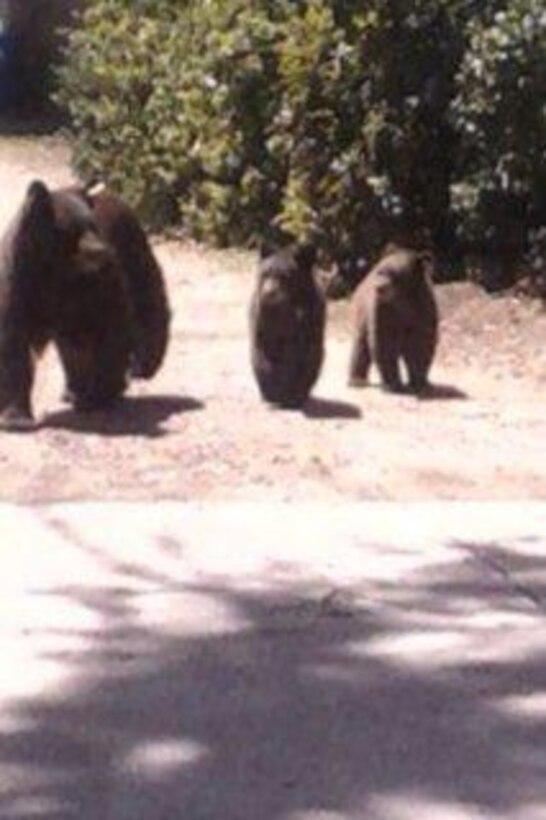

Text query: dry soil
(0, 135), (544, 502)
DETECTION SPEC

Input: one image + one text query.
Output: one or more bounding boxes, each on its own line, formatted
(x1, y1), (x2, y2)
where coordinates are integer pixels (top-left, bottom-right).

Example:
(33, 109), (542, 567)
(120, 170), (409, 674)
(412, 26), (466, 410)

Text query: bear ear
(418, 250), (435, 275)
(259, 238), (278, 260)
(22, 180), (54, 227)
(14, 182), (57, 262)
(25, 180), (51, 207)
(295, 242), (317, 270)
(382, 241), (401, 258)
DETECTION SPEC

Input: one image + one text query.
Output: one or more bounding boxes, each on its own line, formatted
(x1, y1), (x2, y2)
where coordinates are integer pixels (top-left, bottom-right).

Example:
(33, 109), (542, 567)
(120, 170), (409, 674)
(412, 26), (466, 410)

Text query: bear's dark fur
(0, 180), (170, 429)
(349, 246), (439, 394)
(77, 184), (170, 379)
(250, 243), (325, 409)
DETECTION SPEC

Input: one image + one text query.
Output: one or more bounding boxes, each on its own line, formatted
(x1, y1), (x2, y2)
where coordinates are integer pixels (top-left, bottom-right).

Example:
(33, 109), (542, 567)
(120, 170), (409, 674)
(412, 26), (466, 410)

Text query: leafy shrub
(57, 0), (545, 289)
(450, 0), (546, 288)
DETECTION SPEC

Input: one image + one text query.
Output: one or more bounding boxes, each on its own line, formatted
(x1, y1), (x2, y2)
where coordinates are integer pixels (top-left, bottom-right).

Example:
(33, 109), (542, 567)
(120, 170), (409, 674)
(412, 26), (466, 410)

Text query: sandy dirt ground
(0, 135), (544, 502)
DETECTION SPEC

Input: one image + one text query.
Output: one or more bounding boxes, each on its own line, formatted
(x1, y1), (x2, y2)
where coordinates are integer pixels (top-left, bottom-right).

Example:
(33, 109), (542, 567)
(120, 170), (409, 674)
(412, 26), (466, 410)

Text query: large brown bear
(250, 243), (325, 409)
(348, 246), (439, 394)
(0, 180), (170, 430)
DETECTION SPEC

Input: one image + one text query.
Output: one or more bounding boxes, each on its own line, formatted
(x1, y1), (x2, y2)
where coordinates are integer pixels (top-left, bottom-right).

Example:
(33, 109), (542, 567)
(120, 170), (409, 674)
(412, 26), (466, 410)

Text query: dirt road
(0, 136), (545, 502)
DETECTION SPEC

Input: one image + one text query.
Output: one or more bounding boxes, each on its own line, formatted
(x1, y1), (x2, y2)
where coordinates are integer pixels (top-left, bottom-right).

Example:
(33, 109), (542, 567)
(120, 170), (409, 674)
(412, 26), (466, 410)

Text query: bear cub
(250, 243), (325, 409)
(349, 246), (439, 394)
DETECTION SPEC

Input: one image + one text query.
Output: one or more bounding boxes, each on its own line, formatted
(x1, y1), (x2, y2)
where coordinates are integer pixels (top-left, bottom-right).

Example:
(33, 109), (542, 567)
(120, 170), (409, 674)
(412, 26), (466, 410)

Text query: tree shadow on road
(1, 532), (545, 819)
(42, 395), (204, 438)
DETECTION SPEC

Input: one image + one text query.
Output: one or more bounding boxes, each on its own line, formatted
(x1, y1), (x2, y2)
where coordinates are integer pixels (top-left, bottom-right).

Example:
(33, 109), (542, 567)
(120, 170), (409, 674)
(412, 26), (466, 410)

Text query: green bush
(450, 0), (546, 288)
(57, 1), (281, 234)
(57, 0), (545, 288)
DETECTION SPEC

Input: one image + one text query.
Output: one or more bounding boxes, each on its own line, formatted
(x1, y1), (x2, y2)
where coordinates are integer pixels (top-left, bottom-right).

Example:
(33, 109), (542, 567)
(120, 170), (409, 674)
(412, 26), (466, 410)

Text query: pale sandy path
(0, 135), (544, 501)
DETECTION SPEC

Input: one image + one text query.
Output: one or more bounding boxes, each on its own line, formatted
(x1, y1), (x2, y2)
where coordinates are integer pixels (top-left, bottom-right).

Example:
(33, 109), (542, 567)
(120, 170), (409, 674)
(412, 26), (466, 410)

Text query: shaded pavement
(1, 503), (545, 819)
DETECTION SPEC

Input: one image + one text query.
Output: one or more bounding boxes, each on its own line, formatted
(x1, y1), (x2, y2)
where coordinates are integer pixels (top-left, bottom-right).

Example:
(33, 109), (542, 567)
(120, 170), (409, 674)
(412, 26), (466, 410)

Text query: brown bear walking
(349, 246), (439, 394)
(0, 180), (170, 430)
(250, 243), (325, 409)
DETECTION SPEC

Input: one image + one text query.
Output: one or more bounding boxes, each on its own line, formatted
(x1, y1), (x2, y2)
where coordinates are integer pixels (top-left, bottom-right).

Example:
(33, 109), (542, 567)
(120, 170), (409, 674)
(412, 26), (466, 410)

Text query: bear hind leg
(348, 326), (371, 387)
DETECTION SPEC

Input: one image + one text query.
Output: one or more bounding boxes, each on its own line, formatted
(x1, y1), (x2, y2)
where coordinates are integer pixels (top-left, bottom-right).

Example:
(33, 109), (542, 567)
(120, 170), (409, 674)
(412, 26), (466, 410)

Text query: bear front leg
(56, 338), (95, 409)
(404, 327), (437, 395)
(372, 304), (404, 393)
(0, 337), (36, 431)
(376, 350), (404, 393)
(57, 336), (128, 412)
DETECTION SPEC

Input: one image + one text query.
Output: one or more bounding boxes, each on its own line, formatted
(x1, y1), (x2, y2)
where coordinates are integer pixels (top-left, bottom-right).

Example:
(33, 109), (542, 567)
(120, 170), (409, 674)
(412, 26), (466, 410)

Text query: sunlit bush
(57, 0), (545, 288)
